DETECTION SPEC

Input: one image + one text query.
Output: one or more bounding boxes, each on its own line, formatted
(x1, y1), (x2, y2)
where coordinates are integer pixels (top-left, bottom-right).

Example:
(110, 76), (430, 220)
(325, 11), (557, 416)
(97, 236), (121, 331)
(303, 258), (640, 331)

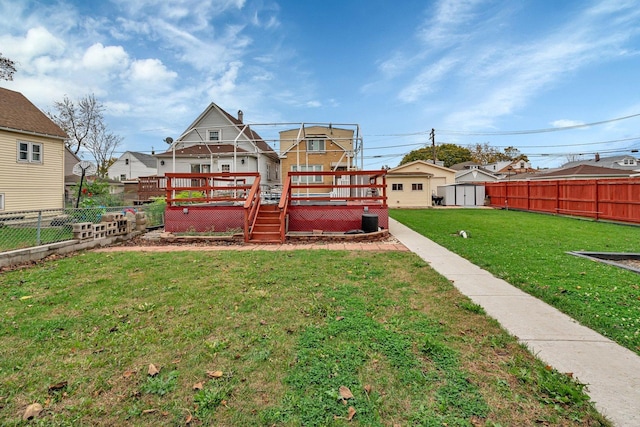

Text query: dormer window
(209, 130), (221, 142)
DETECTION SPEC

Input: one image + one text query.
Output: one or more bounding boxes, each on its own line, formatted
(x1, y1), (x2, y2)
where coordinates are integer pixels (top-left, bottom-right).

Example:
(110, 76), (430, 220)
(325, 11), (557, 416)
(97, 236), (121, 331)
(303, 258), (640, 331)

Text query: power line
(437, 113), (640, 136)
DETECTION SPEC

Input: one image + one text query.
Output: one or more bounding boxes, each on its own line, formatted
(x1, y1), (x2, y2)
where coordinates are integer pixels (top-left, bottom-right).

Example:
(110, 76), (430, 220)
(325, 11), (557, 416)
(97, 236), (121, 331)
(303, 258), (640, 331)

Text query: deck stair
(248, 204), (283, 243)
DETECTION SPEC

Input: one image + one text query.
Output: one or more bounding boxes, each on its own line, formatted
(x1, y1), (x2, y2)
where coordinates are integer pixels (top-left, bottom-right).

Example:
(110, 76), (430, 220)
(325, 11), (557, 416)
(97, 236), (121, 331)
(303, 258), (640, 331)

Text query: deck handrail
(165, 172), (259, 206)
(243, 176), (261, 242)
(278, 176), (292, 242)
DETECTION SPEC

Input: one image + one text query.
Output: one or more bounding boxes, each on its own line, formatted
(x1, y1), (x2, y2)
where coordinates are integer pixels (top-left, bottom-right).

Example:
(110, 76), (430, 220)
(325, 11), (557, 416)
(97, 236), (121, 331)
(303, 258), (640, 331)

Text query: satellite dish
(164, 137), (174, 144)
(72, 160), (97, 177)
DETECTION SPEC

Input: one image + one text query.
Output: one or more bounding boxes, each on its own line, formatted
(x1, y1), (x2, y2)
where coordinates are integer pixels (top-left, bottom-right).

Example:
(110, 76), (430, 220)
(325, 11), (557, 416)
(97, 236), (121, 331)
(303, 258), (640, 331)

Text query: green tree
(469, 143), (528, 164)
(400, 143), (473, 168)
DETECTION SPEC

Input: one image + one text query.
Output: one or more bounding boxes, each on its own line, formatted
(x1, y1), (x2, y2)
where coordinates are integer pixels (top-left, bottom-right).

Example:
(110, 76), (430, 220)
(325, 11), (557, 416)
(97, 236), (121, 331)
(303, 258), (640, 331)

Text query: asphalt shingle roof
(0, 87), (67, 139)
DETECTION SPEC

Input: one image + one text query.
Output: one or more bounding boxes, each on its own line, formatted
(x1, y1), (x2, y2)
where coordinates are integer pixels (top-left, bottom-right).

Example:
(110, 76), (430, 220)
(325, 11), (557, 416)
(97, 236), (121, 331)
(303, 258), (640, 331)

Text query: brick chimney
(237, 110), (243, 123)
(595, 152), (600, 162)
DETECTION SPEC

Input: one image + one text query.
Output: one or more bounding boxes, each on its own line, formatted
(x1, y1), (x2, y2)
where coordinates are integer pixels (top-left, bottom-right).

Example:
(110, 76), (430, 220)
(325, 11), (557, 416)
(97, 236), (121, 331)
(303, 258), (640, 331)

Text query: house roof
(126, 151), (157, 168)
(455, 168), (498, 180)
(173, 102), (278, 160)
(155, 144), (249, 158)
(533, 164), (632, 179)
(388, 160), (456, 174)
(449, 161), (483, 171)
(0, 87), (67, 139)
(561, 155), (640, 170)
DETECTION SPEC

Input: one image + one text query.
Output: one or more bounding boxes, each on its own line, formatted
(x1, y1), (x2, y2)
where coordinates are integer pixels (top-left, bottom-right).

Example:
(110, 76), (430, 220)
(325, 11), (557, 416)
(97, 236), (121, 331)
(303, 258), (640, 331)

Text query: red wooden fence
(485, 178), (640, 224)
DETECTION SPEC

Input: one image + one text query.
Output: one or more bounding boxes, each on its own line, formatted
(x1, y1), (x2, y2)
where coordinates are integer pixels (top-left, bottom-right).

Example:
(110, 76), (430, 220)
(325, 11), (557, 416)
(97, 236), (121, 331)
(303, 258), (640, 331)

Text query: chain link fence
(0, 204), (165, 253)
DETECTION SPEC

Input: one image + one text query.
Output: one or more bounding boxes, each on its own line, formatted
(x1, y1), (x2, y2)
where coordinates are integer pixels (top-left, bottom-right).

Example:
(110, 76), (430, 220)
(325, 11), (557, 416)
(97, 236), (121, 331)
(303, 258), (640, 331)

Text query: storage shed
(437, 184), (486, 206)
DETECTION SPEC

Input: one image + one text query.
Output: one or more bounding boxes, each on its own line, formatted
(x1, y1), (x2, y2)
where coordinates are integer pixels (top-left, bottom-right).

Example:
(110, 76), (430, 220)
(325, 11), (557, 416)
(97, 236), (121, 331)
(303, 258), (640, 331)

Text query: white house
(108, 151), (157, 181)
(156, 103), (280, 188)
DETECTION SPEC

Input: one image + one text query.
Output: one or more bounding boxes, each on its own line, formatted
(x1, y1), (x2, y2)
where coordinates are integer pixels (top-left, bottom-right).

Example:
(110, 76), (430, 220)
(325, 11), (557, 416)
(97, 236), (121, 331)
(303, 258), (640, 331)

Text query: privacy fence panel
(485, 178), (640, 225)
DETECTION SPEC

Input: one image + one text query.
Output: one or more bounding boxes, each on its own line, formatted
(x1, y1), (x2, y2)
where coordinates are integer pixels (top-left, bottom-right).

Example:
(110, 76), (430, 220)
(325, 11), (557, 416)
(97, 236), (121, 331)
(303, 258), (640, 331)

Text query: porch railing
(286, 170), (387, 206)
(243, 176), (262, 242)
(164, 172), (260, 206)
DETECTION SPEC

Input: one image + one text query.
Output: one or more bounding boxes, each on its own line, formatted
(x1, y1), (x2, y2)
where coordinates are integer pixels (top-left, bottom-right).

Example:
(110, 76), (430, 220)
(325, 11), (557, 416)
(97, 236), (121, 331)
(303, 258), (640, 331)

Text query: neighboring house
(560, 154), (640, 172)
(0, 87), (67, 211)
(64, 147), (82, 204)
(108, 151), (157, 181)
(156, 103), (280, 187)
(449, 161), (484, 171)
(279, 125), (356, 194)
(485, 159), (535, 175)
(455, 168), (499, 183)
(531, 164), (632, 180)
(386, 160), (456, 207)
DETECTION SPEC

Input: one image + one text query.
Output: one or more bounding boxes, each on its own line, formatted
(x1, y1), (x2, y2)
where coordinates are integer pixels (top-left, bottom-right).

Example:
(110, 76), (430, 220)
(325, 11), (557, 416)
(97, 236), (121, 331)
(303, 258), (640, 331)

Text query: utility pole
(430, 128), (436, 164)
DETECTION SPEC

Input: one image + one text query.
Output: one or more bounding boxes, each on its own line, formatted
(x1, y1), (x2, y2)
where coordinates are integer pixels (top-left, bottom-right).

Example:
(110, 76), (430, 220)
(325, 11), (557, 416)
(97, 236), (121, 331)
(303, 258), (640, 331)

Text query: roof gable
(388, 160), (456, 174)
(174, 102), (277, 159)
(127, 151), (157, 168)
(0, 87), (67, 139)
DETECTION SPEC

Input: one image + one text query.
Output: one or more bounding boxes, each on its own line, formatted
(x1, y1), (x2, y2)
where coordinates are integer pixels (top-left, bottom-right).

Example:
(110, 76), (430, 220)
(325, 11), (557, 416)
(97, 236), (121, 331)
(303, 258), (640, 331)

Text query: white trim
(208, 129), (222, 142)
(17, 140), (43, 164)
(0, 193), (4, 211)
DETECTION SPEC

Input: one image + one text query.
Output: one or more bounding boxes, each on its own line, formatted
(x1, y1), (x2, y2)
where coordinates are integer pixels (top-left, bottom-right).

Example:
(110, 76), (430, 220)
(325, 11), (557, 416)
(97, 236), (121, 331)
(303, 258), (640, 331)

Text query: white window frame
(17, 141), (43, 163)
(291, 164), (323, 183)
(392, 183), (403, 191)
(208, 129), (221, 142)
(220, 163), (231, 173)
(120, 174), (127, 181)
(411, 183), (423, 191)
(307, 138), (325, 152)
(0, 193), (4, 211)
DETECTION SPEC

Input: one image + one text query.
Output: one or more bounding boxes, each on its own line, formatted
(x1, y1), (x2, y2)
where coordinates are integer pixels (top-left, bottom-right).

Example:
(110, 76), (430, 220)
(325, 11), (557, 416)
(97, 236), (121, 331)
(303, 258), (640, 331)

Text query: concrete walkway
(389, 218), (640, 427)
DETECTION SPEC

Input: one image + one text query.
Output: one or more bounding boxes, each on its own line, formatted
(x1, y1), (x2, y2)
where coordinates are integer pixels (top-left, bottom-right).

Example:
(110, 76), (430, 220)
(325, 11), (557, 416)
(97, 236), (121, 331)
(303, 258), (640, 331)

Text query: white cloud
(82, 43), (130, 71)
(551, 119), (586, 128)
(0, 26), (65, 63)
(129, 58), (178, 85)
(398, 56), (458, 102)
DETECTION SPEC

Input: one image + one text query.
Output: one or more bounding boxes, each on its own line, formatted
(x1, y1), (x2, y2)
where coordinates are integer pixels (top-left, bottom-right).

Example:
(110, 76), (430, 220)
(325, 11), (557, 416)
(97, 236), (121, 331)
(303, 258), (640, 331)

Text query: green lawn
(0, 227), (74, 252)
(390, 208), (640, 356)
(0, 250), (608, 426)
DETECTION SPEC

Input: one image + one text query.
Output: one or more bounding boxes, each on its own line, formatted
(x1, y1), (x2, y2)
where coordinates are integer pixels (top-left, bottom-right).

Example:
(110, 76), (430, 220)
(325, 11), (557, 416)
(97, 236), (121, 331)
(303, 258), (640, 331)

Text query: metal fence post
(36, 210), (42, 246)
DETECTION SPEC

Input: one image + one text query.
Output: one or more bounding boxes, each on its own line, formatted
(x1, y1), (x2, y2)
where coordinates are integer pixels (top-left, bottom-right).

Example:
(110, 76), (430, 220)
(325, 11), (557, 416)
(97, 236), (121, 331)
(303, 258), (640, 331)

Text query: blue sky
(2, 0), (640, 169)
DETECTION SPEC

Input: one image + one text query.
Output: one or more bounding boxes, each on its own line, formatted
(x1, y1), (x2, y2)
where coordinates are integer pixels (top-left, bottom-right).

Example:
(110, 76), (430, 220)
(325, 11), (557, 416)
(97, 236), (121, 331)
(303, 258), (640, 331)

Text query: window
(412, 183), (423, 191)
(291, 165), (323, 183)
(120, 174), (127, 181)
(17, 141), (43, 163)
(307, 138), (325, 152)
(125, 158), (129, 165)
(0, 193), (4, 211)
(221, 164), (230, 173)
(209, 130), (221, 142)
(392, 183), (403, 191)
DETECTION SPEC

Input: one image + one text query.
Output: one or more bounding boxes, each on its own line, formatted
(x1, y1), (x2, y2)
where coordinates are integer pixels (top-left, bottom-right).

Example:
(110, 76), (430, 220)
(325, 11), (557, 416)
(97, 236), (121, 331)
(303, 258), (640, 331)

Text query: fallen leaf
(48, 381), (68, 392)
(142, 408), (158, 414)
(347, 406), (356, 421)
(207, 370), (223, 378)
(185, 413), (193, 424)
(193, 382), (204, 390)
(335, 316), (345, 321)
(20, 295), (33, 300)
(172, 359), (181, 364)
(339, 386), (354, 400)
(123, 370), (135, 378)
(148, 364), (160, 376)
(364, 384), (372, 394)
(260, 320), (267, 325)
(23, 403), (43, 420)
(565, 372), (574, 378)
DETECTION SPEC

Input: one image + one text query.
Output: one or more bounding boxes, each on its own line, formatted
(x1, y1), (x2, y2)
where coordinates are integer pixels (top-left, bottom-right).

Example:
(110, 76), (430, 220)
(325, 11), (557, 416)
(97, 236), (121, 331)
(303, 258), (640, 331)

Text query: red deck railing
(164, 172), (259, 206)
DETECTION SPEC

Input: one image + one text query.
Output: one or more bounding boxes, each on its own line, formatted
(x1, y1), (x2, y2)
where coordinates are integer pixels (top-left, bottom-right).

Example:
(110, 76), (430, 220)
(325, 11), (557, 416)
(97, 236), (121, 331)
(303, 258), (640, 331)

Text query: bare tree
(49, 94), (122, 176)
(86, 121), (123, 177)
(49, 94), (104, 155)
(0, 53), (17, 80)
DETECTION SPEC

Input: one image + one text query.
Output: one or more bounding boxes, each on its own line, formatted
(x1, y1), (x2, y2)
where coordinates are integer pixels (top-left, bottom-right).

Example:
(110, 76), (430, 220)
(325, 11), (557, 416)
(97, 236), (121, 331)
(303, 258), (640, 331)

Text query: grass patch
(390, 208), (640, 355)
(0, 250), (608, 425)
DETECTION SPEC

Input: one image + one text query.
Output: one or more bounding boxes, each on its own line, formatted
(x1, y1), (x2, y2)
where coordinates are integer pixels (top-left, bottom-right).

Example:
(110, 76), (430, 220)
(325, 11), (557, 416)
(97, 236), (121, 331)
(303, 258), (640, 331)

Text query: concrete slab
(389, 218), (640, 427)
